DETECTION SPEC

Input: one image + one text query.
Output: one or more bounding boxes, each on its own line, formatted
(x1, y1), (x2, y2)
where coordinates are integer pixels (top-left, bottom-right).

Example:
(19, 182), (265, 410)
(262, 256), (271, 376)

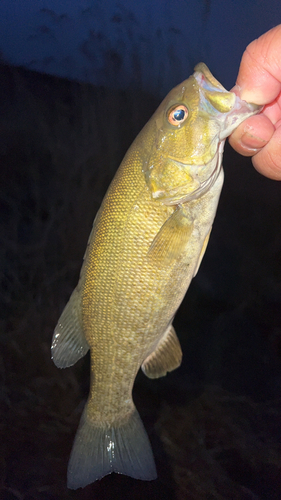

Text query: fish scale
(51, 63), (261, 489)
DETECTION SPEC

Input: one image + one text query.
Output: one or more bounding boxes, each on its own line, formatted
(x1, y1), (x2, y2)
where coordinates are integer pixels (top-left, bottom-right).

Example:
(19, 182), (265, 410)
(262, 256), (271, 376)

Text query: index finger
(236, 25), (281, 104)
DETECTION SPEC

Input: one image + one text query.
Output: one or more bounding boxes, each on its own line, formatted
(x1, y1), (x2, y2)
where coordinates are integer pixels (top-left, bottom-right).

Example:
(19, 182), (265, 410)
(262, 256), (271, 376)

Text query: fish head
(143, 63), (261, 205)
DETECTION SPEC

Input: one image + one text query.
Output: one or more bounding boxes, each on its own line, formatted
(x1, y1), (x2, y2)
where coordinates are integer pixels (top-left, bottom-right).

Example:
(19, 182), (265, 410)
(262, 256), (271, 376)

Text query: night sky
(0, 0), (281, 94)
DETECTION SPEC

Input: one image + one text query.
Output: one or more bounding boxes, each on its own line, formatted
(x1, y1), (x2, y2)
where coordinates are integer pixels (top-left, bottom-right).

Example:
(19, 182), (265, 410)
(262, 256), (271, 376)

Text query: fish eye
(168, 104), (188, 126)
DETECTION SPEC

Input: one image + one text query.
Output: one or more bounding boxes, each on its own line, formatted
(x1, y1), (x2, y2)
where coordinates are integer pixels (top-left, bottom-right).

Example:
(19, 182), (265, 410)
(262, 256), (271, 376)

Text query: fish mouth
(161, 141), (224, 206)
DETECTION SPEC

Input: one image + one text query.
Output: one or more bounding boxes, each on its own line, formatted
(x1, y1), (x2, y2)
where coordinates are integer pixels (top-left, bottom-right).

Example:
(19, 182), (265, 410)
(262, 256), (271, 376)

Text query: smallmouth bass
(51, 63), (260, 489)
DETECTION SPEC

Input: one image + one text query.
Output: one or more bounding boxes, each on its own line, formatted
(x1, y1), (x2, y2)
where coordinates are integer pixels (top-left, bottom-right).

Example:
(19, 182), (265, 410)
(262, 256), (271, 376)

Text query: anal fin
(147, 205), (193, 267)
(141, 325), (182, 379)
(51, 287), (89, 368)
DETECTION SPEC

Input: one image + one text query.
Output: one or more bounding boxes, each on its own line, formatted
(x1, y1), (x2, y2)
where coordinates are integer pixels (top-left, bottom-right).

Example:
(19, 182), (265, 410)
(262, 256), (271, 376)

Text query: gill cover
(143, 63), (260, 206)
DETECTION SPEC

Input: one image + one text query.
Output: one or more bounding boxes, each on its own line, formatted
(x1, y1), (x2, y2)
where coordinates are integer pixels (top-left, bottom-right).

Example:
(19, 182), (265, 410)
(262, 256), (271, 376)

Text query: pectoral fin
(193, 229), (211, 277)
(147, 206), (193, 267)
(51, 287), (89, 368)
(141, 324), (182, 379)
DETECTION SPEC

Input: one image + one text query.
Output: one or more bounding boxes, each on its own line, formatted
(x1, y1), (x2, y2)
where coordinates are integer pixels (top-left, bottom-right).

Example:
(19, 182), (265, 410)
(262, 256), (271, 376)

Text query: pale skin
(229, 24), (281, 180)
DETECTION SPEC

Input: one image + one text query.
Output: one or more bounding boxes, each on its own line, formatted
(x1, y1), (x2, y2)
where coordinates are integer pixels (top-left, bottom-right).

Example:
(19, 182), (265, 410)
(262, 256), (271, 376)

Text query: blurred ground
(0, 64), (281, 499)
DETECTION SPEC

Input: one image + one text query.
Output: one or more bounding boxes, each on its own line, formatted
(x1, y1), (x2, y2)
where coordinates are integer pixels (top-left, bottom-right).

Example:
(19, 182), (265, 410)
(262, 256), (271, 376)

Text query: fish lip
(161, 143), (223, 206)
(218, 98), (263, 140)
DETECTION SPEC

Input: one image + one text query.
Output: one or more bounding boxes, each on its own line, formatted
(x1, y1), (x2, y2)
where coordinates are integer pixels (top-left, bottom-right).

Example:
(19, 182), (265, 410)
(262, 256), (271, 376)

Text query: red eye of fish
(168, 105), (188, 126)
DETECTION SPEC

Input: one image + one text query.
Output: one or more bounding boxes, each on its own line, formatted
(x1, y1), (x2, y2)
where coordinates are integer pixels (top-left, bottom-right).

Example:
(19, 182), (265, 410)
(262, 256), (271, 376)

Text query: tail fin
(67, 404), (157, 489)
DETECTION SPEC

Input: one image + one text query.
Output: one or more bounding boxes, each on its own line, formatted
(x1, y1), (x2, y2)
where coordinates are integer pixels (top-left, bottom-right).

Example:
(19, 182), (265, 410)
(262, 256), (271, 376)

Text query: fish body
(51, 64), (260, 489)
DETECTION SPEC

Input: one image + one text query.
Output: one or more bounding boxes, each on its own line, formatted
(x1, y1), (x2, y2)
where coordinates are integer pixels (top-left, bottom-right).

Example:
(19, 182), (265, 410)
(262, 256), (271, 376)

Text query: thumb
(235, 25), (281, 105)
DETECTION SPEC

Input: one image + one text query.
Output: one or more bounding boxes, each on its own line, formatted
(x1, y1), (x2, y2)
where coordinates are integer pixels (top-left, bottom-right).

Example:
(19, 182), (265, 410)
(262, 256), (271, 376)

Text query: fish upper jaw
(193, 62), (262, 140)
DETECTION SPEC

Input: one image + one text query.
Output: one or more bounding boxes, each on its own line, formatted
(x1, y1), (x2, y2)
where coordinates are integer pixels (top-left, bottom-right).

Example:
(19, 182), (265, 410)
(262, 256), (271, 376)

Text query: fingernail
(240, 131), (267, 150)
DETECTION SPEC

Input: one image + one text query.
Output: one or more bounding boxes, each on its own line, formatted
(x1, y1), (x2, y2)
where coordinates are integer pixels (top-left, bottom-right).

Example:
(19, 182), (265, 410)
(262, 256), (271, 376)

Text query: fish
(51, 63), (260, 489)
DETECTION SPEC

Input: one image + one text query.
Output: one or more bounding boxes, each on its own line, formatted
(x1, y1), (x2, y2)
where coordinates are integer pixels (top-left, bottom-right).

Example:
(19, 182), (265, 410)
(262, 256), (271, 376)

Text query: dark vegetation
(0, 63), (281, 499)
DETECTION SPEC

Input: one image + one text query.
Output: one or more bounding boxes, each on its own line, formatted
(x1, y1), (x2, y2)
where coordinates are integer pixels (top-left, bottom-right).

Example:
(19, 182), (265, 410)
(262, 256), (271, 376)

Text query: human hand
(229, 25), (281, 180)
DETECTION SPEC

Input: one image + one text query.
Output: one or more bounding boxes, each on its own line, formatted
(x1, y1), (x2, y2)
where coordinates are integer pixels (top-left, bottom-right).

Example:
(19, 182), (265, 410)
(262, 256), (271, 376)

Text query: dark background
(0, 58), (281, 499)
